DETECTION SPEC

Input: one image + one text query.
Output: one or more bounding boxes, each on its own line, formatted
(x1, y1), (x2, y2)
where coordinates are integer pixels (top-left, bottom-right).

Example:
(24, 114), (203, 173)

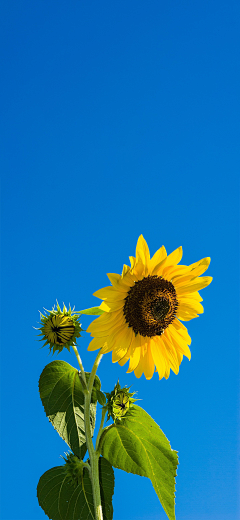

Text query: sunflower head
(105, 380), (137, 422)
(62, 452), (85, 487)
(37, 301), (82, 354)
(87, 235), (212, 380)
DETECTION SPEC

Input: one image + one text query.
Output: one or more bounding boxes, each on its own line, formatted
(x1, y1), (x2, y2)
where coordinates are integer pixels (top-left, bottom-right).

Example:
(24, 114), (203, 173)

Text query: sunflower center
(123, 275), (178, 337)
(151, 297), (170, 320)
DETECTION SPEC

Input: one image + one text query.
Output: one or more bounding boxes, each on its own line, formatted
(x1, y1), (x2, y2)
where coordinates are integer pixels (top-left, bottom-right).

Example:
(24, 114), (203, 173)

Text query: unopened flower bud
(37, 301), (82, 354)
(105, 380), (137, 423)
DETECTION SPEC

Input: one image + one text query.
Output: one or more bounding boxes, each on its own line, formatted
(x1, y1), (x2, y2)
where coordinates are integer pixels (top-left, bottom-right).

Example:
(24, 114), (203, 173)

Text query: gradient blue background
(1, 1), (239, 519)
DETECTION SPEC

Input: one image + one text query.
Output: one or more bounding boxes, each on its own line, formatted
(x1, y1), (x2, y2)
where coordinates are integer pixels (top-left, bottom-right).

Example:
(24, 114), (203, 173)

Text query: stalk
(87, 351), (103, 393)
(72, 344), (87, 385)
(84, 390), (103, 520)
(84, 351), (103, 520)
(73, 346), (103, 520)
(95, 407), (107, 454)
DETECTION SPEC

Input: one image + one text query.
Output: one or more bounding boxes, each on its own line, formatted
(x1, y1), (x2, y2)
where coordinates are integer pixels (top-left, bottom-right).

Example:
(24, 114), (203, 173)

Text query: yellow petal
(118, 343), (132, 366)
(169, 257), (210, 283)
(93, 286), (127, 301)
(176, 309), (199, 320)
(122, 264), (130, 276)
(143, 346), (155, 380)
(161, 334), (179, 374)
(151, 258), (168, 276)
(127, 347), (141, 372)
(162, 264), (189, 280)
(87, 310), (123, 334)
(176, 276), (213, 295)
(183, 291), (203, 302)
(100, 323), (130, 354)
(91, 315), (126, 338)
(149, 245), (167, 274)
(152, 246), (182, 276)
(176, 350), (183, 364)
(89, 307), (122, 324)
(188, 257), (211, 271)
(153, 336), (171, 378)
(126, 335), (142, 372)
(112, 327), (133, 363)
(88, 336), (108, 351)
(173, 261), (211, 286)
(99, 301), (110, 312)
(101, 299), (125, 312)
(117, 332), (134, 365)
(107, 273), (127, 292)
(132, 260), (145, 278)
(165, 246), (183, 266)
(178, 300), (204, 314)
(120, 270), (137, 287)
(134, 352), (145, 378)
(166, 325), (191, 359)
(135, 235), (150, 268)
(150, 338), (167, 380)
(129, 256), (136, 269)
(172, 318), (191, 344)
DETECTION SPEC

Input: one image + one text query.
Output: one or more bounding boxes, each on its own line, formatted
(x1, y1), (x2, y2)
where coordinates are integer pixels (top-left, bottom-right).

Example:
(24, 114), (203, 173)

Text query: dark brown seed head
(123, 275), (178, 337)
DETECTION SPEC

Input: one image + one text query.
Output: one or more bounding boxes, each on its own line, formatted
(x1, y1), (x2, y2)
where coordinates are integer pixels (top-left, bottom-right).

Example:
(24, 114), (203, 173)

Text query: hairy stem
(97, 424), (115, 457)
(84, 391), (103, 520)
(96, 407), (107, 454)
(72, 345), (103, 519)
(72, 344), (87, 385)
(84, 351), (103, 520)
(88, 351), (103, 394)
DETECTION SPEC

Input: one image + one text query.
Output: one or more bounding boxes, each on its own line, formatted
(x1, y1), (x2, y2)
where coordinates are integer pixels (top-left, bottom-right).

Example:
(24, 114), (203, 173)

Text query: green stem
(95, 407), (107, 455)
(84, 351), (103, 520)
(97, 424), (115, 457)
(87, 351), (103, 394)
(72, 344), (87, 385)
(84, 391), (103, 520)
(72, 345), (103, 520)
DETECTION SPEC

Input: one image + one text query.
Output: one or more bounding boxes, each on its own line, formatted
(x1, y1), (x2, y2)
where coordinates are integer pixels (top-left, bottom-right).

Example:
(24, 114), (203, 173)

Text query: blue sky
(0, 1), (239, 519)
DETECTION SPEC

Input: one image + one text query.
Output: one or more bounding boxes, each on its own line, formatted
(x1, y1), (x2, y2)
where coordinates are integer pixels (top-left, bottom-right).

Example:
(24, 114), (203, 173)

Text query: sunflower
(87, 236), (212, 380)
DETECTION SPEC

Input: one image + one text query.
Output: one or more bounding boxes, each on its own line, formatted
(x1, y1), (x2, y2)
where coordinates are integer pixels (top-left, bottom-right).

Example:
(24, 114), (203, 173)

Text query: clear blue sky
(1, 1), (239, 520)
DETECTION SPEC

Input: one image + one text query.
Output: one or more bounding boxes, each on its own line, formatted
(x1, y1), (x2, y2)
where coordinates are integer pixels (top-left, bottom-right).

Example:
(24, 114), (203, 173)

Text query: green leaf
(100, 405), (178, 520)
(99, 457), (114, 520)
(96, 390), (106, 406)
(39, 361), (100, 458)
(37, 457), (114, 520)
(79, 306), (105, 315)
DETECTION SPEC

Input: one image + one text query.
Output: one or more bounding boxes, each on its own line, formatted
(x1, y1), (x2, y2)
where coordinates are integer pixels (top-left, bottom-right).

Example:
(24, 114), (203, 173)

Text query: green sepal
(37, 456), (115, 520)
(100, 405), (178, 520)
(39, 361), (101, 457)
(78, 306), (106, 315)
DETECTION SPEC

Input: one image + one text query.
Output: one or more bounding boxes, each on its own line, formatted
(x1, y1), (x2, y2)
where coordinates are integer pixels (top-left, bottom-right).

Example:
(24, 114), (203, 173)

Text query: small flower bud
(105, 380), (137, 423)
(37, 301), (83, 354)
(62, 453), (86, 487)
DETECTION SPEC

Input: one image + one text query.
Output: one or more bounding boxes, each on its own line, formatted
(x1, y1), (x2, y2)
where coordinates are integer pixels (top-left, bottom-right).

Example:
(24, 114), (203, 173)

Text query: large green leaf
(37, 457), (114, 520)
(100, 405), (178, 520)
(99, 456), (114, 520)
(39, 361), (100, 458)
